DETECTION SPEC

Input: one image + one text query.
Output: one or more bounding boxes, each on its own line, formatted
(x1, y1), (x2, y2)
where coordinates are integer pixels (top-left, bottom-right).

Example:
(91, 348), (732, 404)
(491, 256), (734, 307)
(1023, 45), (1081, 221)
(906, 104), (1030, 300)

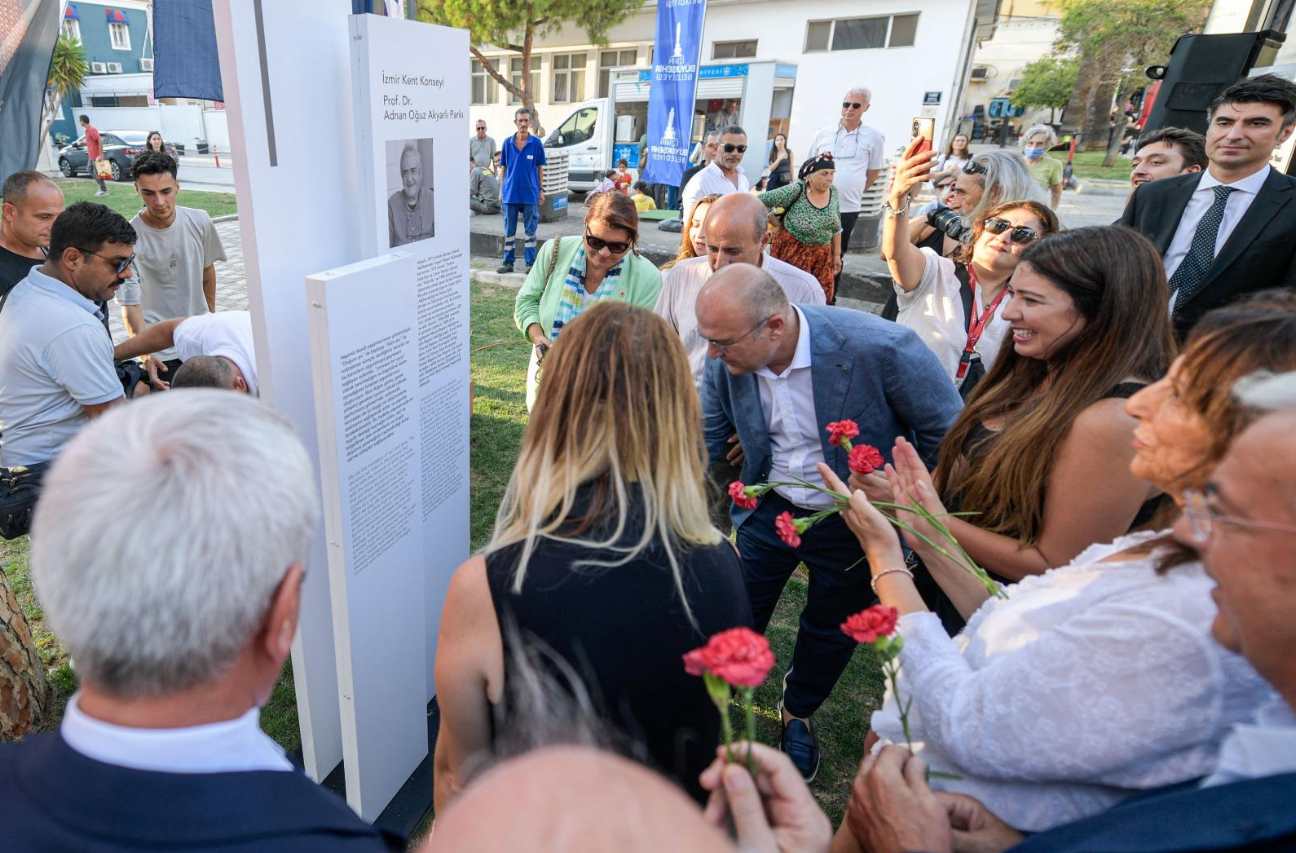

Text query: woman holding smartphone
(514, 192), (662, 411)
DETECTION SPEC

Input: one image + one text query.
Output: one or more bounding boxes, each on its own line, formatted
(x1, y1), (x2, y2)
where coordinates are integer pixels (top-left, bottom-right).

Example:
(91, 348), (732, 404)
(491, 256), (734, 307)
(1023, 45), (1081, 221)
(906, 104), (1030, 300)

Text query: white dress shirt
(654, 256), (825, 387)
(756, 305), (833, 509)
(1201, 699), (1296, 788)
(682, 161), (751, 223)
(808, 122), (886, 213)
(870, 531), (1274, 832)
(61, 692), (294, 774)
(1164, 165), (1271, 300)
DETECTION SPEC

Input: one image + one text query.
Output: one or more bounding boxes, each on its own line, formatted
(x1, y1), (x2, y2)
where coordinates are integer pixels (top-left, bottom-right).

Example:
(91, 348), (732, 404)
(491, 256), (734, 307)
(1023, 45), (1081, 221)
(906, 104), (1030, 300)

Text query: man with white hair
(0, 392), (401, 851)
(389, 143), (436, 247)
(809, 88), (886, 300)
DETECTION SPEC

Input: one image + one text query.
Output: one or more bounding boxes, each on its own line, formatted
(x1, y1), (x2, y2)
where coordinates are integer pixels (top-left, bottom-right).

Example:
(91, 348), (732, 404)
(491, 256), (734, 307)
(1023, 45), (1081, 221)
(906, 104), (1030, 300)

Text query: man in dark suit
(0, 391), (401, 852)
(698, 264), (962, 782)
(1119, 74), (1296, 339)
(842, 395), (1296, 853)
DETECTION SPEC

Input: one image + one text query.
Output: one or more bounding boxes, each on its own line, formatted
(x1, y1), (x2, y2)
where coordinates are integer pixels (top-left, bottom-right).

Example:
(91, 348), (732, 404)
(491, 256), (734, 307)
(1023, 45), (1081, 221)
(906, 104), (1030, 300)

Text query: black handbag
(0, 461), (49, 540)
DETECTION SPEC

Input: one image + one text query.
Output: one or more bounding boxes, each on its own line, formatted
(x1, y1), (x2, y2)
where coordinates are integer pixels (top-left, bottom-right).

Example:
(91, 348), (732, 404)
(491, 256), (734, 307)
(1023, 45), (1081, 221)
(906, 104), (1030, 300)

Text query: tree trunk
(519, 25), (543, 136)
(1101, 83), (1134, 167)
(0, 568), (49, 740)
(1060, 55), (1101, 134)
(1081, 73), (1118, 152)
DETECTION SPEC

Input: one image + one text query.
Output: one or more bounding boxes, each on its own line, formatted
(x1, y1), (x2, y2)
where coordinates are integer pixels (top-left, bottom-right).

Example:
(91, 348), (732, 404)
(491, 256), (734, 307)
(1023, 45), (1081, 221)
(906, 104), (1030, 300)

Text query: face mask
(1024, 146), (1044, 159)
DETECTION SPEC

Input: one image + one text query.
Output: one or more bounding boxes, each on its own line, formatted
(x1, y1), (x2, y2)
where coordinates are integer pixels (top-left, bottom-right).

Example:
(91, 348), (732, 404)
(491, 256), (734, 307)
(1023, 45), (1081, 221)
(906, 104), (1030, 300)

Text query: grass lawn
(0, 280), (882, 828)
(54, 176), (238, 220)
(1067, 150), (1131, 182)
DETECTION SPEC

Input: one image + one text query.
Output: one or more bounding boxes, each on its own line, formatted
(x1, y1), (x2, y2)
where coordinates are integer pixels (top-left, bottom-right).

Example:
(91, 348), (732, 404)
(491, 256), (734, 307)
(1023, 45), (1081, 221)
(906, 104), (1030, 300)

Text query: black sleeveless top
(483, 485), (752, 803)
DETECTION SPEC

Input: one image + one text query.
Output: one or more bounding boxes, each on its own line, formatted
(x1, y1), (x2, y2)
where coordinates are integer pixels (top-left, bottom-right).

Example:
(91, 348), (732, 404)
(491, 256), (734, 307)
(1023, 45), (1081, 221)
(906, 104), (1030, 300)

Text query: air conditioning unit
(91, 61), (107, 74)
(970, 66), (989, 81)
(140, 58), (154, 71)
(106, 62), (123, 74)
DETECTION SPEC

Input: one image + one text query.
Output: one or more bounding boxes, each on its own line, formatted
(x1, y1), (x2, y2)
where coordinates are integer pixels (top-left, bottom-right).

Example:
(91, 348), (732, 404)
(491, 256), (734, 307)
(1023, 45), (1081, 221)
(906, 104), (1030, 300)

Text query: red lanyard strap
(956, 266), (1009, 380)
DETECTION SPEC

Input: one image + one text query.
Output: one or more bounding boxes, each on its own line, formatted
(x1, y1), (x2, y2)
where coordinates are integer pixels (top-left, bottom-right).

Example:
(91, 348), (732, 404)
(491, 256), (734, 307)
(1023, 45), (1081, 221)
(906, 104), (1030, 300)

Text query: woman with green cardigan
(514, 192), (663, 410)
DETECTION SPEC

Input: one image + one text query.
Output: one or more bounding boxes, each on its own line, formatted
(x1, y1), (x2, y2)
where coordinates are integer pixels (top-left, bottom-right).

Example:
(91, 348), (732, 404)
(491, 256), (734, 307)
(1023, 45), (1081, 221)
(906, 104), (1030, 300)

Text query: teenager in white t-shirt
(880, 140), (1060, 388)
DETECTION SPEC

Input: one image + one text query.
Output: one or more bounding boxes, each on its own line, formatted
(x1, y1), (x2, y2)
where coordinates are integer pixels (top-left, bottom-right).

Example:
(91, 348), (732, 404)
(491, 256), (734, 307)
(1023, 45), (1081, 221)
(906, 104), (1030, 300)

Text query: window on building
(713, 40), (757, 60)
(109, 21), (130, 50)
(472, 59), (499, 105)
(598, 48), (639, 98)
(553, 52), (587, 103)
(61, 18), (81, 42)
(510, 56), (540, 105)
(804, 14), (920, 53)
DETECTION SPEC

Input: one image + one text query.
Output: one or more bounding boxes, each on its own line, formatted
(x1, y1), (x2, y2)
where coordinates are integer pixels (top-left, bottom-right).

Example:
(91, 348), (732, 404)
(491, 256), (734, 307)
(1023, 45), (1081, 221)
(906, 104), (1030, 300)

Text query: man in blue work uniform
(497, 108), (546, 273)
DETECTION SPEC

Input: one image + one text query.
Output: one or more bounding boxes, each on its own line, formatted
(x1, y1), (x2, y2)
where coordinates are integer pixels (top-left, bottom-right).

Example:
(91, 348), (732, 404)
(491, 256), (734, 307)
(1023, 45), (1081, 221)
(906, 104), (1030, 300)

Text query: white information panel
(212, 0), (360, 783)
(349, 13), (471, 703)
(306, 252), (429, 820)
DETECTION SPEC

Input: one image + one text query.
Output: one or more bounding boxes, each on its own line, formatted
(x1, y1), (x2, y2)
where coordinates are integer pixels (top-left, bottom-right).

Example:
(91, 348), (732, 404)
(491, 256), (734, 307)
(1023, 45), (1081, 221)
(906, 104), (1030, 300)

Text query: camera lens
(926, 205), (974, 244)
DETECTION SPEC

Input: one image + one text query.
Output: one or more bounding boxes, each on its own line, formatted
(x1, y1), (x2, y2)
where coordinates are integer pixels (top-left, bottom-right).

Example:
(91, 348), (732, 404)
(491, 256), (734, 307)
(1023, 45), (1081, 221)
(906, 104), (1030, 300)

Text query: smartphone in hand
(912, 117), (935, 156)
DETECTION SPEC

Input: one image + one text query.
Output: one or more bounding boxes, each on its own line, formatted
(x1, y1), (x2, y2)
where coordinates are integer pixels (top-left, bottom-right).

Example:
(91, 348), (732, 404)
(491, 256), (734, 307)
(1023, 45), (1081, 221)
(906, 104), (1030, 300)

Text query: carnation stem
(885, 658), (913, 755)
(720, 698), (736, 765)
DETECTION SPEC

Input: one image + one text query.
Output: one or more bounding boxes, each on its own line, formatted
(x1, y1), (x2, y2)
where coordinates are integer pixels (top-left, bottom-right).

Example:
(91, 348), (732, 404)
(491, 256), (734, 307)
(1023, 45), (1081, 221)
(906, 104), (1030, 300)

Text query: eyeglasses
(842, 102), (865, 110)
(962, 160), (987, 175)
(722, 143), (748, 154)
(701, 316), (770, 355)
(1182, 486), (1296, 545)
(78, 248), (135, 275)
(983, 218), (1040, 245)
(585, 230), (632, 255)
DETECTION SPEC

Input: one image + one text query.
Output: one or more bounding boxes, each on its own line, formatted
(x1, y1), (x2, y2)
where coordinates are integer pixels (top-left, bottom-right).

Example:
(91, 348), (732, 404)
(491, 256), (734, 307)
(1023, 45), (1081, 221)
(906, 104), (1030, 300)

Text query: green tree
(416, 0), (642, 135)
(39, 34), (88, 150)
(1056, 0), (1211, 165)
(1011, 55), (1079, 125)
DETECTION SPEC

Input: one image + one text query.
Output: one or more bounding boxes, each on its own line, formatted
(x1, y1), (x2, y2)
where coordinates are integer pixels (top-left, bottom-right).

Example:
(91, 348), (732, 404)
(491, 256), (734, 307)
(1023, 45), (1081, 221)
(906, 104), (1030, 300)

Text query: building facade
(469, 0), (998, 179)
(50, 0), (154, 143)
(959, 0), (1062, 140)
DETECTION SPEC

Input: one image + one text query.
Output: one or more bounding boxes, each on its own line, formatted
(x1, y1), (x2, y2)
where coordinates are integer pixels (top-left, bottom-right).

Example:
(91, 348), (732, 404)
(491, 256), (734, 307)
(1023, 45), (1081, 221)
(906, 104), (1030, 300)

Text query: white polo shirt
(173, 311), (259, 397)
(682, 161), (751, 223)
(654, 255), (825, 387)
(808, 121), (886, 213)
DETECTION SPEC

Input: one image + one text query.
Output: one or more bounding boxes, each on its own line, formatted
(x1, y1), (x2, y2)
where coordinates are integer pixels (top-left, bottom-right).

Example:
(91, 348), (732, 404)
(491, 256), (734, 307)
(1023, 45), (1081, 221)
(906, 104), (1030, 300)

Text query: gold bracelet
(871, 566), (914, 595)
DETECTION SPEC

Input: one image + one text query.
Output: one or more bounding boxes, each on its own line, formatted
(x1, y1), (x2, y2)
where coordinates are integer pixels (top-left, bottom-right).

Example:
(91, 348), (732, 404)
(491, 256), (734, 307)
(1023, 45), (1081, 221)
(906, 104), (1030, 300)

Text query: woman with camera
(514, 192), (662, 411)
(882, 138), (1059, 394)
(908, 150), (1042, 259)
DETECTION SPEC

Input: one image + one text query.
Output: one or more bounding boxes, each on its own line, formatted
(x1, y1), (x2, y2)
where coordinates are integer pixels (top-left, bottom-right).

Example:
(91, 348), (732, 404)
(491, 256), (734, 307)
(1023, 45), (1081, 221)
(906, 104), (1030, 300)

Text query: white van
(544, 61), (798, 192)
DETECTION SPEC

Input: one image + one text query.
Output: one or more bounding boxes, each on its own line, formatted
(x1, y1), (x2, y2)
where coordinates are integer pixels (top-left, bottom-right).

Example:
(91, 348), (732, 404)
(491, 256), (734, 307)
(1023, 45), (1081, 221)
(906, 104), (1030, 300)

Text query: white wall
(78, 106), (158, 133)
(70, 104), (230, 152)
(469, 0), (978, 170)
(962, 15), (1062, 130)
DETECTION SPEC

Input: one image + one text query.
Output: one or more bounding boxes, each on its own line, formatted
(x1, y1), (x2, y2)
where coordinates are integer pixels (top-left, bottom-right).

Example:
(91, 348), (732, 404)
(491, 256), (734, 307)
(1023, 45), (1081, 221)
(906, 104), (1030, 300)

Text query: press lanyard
(956, 265), (1008, 380)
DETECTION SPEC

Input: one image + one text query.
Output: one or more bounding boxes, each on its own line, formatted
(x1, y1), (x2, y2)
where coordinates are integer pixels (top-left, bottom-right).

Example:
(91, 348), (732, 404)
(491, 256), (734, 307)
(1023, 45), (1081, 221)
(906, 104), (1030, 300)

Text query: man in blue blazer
(698, 264), (962, 781)
(0, 391), (401, 852)
(842, 402), (1296, 853)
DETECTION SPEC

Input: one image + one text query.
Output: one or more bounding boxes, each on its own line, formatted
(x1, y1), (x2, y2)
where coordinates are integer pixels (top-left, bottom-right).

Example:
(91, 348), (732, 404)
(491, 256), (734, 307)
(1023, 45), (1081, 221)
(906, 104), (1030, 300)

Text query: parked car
(58, 131), (179, 182)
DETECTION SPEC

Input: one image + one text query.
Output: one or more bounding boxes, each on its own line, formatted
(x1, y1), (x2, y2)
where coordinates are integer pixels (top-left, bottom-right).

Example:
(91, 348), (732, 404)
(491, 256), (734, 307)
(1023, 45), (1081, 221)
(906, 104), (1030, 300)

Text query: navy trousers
(737, 491), (874, 719)
(502, 202), (539, 267)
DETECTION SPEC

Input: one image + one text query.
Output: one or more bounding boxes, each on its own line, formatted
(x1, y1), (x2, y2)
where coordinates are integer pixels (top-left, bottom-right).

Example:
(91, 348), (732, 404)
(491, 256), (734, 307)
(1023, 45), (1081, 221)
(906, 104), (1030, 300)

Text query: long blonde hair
(486, 302), (723, 620)
(662, 193), (723, 271)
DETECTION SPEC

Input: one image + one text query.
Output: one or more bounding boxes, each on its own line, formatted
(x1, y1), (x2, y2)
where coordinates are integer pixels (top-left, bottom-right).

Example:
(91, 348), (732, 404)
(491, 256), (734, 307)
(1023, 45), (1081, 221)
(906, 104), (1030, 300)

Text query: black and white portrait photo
(387, 138), (435, 247)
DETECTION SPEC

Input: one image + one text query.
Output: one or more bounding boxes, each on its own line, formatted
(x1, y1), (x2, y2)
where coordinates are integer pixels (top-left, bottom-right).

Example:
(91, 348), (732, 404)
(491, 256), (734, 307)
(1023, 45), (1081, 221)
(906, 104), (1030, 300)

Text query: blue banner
(641, 0), (707, 186)
(153, 0), (223, 102)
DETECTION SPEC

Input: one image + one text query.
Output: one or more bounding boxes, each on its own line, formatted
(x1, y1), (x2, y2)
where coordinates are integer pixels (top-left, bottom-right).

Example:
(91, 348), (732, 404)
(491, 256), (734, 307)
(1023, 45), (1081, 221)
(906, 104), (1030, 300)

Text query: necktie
(1169, 185), (1235, 307)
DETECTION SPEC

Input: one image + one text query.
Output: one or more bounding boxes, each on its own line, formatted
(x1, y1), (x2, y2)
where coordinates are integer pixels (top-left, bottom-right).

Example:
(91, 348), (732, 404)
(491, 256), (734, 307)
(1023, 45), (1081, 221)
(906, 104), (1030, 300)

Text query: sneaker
(496, 263), (514, 274)
(94, 189), (108, 197)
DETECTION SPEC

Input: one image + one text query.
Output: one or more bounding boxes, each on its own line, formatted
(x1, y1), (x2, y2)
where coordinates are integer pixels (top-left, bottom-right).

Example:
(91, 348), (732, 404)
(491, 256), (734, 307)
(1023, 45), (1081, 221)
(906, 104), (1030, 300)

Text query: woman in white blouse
(882, 138), (1059, 392)
(821, 298), (1296, 839)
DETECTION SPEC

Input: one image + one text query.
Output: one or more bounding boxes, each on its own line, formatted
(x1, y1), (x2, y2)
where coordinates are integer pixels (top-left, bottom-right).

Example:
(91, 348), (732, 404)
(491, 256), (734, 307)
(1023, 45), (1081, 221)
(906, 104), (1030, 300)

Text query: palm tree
(39, 34), (88, 152)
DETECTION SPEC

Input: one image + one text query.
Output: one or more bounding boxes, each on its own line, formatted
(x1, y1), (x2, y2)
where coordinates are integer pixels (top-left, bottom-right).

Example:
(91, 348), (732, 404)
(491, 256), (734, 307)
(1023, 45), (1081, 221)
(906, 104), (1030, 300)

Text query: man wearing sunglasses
(681, 126), (751, 225)
(809, 88), (886, 299)
(0, 202), (132, 472)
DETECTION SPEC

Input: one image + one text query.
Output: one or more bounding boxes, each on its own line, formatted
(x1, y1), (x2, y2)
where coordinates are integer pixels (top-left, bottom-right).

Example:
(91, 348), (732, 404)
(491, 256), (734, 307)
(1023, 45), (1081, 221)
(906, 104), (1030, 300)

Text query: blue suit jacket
(0, 731), (403, 851)
(703, 304), (963, 528)
(1007, 772), (1296, 853)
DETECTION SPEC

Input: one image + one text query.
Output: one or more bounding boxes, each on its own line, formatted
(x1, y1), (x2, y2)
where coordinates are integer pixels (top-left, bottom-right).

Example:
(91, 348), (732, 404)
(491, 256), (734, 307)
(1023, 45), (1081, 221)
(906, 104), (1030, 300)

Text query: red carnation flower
(775, 511), (801, 548)
(841, 605), (900, 645)
(729, 481), (759, 511)
(827, 419), (861, 447)
(682, 627), (776, 688)
(848, 444), (885, 475)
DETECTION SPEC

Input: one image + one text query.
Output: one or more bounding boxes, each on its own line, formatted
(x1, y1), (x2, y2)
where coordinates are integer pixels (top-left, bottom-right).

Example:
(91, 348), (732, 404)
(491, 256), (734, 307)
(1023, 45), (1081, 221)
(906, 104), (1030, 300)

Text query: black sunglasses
(722, 143), (748, 154)
(962, 159), (987, 175)
(585, 230), (632, 254)
(79, 248), (135, 275)
(983, 218), (1040, 244)
(842, 101), (864, 110)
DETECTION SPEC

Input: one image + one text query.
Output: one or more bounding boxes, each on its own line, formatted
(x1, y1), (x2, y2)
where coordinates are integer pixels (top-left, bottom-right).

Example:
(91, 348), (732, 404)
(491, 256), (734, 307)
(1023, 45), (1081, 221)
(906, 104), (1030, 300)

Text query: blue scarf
(549, 248), (626, 342)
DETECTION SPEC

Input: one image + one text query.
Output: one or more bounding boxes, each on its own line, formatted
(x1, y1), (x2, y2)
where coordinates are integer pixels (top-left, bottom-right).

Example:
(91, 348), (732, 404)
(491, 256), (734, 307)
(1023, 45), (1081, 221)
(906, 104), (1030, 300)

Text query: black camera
(927, 205), (974, 244)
